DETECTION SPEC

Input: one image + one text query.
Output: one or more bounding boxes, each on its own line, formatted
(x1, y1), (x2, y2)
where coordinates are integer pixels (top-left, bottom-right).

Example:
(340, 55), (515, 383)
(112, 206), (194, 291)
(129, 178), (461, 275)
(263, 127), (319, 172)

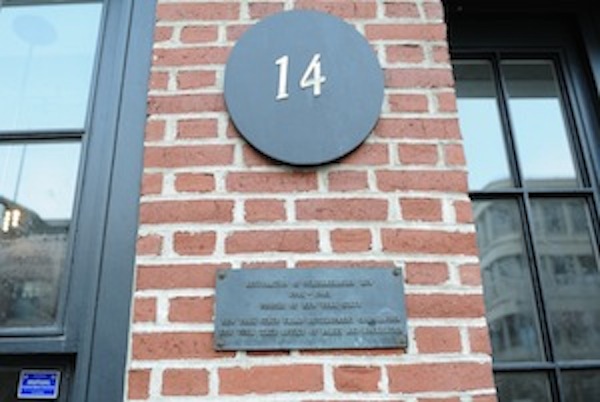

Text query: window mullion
(490, 51), (523, 188)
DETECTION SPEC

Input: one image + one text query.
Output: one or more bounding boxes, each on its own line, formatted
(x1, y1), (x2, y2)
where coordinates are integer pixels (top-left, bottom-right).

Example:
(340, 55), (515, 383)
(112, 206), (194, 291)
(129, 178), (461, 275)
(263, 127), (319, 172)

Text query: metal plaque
(224, 10), (384, 166)
(214, 268), (407, 351)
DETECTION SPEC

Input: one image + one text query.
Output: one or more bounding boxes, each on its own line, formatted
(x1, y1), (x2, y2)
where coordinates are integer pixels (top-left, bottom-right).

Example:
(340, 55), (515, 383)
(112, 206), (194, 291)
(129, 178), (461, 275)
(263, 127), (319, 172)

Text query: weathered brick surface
(127, 0), (495, 400)
(333, 366), (381, 392)
(388, 363), (494, 393)
(127, 369), (150, 400)
(219, 365), (324, 394)
(162, 369), (209, 396)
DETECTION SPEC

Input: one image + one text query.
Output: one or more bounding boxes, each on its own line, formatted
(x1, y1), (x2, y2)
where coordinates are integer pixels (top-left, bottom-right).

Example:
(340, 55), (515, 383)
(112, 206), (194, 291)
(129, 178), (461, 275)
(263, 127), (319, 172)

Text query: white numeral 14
(275, 53), (326, 101)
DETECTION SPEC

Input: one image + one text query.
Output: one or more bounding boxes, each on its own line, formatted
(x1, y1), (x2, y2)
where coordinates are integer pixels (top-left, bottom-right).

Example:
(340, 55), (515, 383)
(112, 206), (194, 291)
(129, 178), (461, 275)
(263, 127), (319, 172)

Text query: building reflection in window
(0, 142), (80, 328)
(474, 195), (600, 363)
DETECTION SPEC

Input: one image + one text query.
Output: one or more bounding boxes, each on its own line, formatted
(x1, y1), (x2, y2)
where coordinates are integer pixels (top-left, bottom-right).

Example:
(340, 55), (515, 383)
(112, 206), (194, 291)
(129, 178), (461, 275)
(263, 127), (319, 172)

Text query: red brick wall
(126, 0), (497, 400)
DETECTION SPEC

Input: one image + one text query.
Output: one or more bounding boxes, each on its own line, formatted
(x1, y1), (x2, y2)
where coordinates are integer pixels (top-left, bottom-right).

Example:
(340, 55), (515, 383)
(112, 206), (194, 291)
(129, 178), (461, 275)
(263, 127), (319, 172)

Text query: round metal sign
(224, 10), (384, 166)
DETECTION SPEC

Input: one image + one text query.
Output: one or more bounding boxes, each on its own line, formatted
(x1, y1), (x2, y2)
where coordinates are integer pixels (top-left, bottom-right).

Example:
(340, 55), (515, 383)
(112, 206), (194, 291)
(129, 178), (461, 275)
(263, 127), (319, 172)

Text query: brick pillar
(126, 0), (497, 400)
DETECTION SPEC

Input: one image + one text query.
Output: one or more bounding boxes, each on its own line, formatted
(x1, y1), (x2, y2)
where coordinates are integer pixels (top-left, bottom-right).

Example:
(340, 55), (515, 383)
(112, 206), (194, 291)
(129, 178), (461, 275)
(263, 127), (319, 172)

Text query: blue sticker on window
(18, 370), (60, 400)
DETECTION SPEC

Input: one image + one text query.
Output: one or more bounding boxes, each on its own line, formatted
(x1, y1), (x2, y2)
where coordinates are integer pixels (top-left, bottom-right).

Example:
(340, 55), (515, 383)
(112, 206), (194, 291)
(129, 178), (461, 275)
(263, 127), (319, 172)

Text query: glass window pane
(473, 199), (544, 362)
(0, 141), (81, 328)
(495, 372), (553, 402)
(530, 198), (600, 360)
(0, 3), (102, 131)
(563, 370), (600, 401)
(454, 61), (513, 191)
(502, 61), (579, 188)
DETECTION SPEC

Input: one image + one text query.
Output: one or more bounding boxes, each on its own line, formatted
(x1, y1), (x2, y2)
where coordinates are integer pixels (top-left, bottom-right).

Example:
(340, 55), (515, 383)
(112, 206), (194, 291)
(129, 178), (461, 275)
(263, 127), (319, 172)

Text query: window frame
(446, 1), (600, 400)
(0, 0), (156, 400)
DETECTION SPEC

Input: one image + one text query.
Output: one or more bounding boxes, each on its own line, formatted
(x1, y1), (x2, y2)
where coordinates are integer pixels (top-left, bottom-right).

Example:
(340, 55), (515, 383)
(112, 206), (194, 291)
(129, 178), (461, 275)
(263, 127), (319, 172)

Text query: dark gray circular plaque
(224, 10), (384, 166)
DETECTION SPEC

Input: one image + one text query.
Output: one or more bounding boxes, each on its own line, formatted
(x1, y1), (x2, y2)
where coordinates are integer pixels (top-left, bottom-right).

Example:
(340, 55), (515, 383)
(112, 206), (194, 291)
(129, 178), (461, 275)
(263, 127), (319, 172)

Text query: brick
(295, 0), (376, 18)
(384, 2), (420, 18)
(406, 294), (486, 318)
(173, 231), (216, 256)
(454, 200), (474, 223)
(400, 198), (442, 222)
(376, 170), (468, 192)
(153, 47), (230, 66)
(386, 68), (454, 89)
(419, 398), (461, 402)
(141, 173), (162, 196)
(136, 234), (162, 256)
(331, 229), (372, 252)
(133, 297), (156, 323)
(227, 172), (318, 193)
(444, 144), (466, 166)
(219, 365), (323, 394)
(226, 230), (319, 253)
(169, 296), (213, 323)
(297, 199), (388, 221)
(175, 173), (216, 193)
(145, 119), (165, 142)
(227, 120), (241, 138)
(436, 92), (457, 112)
(244, 199), (286, 222)
(136, 264), (227, 290)
(398, 144), (439, 165)
(432, 45), (450, 64)
(249, 2), (285, 19)
(459, 263), (482, 286)
(144, 145), (234, 167)
(339, 143), (389, 165)
(226, 24), (251, 41)
(132, 332), (230, 360)
(149, 71), (168, 90)
(405, 262), (448, 285)
(382, 229), (477, 255)
(424, 2), (444, 21)
(366, 24), (447, 41)
(469, 327), (492, 355)
(157, 3), (240, 21)
(177, 71), (217, 90)
(415, 327), (461, 353)
(388, 362), (494, 393)
(177, 119), (218, 139)
(139, 200), (233, 224)
(128, 369), (150, 400)
(375, 118), (461, 139)
(328, 171), (369, 192)
(163, 369), (209, 396)
(154, 26), (173, 42)
(180, 26), (218, 43)
(386, 44), (425, 64)
(242, 145), (282, 166)
(333, 366), (381, 393)
(389, 94), (429, 113)
(148, 94), (224, 114)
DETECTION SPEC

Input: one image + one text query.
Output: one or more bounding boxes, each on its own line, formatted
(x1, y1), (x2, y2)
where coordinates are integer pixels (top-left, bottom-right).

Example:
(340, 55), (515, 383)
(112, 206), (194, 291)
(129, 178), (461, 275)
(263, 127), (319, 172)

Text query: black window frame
(0, 0), (156, 400)
(445, 0), (600, 400)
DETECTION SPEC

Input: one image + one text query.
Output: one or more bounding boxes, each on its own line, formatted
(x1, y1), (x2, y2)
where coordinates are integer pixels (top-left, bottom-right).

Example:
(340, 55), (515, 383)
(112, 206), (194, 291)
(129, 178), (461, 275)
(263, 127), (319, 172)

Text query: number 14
(275, 53), (327, 101)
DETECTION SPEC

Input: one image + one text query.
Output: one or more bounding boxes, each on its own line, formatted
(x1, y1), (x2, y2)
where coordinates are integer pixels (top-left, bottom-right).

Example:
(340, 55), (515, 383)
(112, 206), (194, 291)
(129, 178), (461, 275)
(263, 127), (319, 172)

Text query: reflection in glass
(502, 61), (579, 188)
(563, 370), (600, 401)
(454, 61), (512, 191)
(0, 142), (81, 328)
(0, 3), (102, 131)
(473, 199), (544, 361)
(530, 198), (600, 360)
(495, 372), (552, 402)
